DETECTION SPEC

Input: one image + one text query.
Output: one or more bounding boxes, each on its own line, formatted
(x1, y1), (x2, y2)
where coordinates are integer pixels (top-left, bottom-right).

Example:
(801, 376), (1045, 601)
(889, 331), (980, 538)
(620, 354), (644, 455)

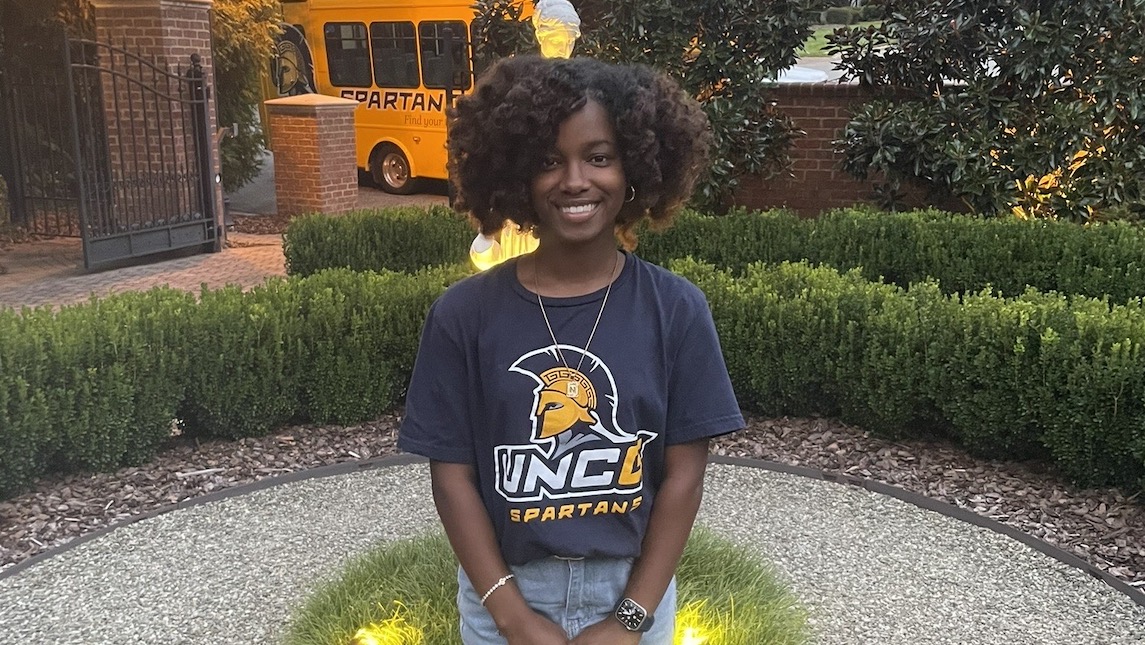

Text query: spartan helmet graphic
(535, 367), (597, 439)
(510, 345), (630, 453)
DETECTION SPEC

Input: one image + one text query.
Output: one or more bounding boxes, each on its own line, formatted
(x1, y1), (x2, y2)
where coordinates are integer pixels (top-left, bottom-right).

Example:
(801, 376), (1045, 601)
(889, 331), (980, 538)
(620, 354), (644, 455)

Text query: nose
(559, 161), (589, 194)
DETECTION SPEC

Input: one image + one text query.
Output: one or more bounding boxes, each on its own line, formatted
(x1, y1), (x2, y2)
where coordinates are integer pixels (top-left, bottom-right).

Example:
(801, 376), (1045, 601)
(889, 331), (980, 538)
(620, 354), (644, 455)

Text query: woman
(399, 55), (743, 644)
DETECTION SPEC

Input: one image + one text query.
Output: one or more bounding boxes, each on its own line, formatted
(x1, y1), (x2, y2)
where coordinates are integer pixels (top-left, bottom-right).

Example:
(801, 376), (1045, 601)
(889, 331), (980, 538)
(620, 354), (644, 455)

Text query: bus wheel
(371, 144), (418, 195)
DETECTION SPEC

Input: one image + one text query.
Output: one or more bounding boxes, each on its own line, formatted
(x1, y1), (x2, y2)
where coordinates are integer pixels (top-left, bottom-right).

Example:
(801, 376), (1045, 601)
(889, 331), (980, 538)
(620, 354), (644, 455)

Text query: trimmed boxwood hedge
(638, 208), (1145, 303)
(284, 206), (1145, 304)
(675, 258), (1144, 488)
(5, 206), (1145, 499)
(283, 206), (473, 277)
(0, 266), (467, 498)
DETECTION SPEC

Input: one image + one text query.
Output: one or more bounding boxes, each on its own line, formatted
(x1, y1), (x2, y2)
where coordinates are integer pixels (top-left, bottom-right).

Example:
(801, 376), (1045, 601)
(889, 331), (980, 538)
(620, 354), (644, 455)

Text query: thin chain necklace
(534, 250), (620, 375)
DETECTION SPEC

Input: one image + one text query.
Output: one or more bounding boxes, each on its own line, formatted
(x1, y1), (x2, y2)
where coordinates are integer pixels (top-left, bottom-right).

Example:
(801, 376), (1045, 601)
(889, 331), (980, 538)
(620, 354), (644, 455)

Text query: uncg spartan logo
(495, 345), (657, 522)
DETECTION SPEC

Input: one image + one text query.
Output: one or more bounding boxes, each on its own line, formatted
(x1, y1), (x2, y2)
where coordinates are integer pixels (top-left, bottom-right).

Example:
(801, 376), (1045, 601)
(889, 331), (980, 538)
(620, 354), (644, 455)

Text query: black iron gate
(0, 32), (219, 269)
(0, 33), (82, 237)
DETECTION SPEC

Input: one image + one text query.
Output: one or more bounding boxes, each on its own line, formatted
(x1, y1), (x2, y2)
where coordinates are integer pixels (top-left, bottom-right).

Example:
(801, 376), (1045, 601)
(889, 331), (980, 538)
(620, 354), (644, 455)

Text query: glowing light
(533, 0), (581, 59)
(674, 600), (728, 645)
(679, 626), (711, 645)
(350, 602), (423, 645)
(470, 227), (540, 271)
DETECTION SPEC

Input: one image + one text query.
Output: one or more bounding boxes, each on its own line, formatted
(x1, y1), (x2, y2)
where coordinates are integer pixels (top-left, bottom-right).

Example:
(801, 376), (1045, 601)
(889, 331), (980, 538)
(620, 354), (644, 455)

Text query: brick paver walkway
(0, 187), (449, 310)
(0, 234), (287, 310)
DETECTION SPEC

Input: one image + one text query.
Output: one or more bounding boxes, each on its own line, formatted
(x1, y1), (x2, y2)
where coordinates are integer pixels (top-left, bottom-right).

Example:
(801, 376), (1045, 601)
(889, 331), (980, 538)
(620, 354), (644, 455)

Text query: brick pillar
(89, 0), (224, 249)
(265, 95), (359, 218)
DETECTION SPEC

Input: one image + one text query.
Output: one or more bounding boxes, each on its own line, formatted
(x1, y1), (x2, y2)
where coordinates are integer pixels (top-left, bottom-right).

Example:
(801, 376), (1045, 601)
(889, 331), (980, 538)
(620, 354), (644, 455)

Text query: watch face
(615, 598), (648, 631)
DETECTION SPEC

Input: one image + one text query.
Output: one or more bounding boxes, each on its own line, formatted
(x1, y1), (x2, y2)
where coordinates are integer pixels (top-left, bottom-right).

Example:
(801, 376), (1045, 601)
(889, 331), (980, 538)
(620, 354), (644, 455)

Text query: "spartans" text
(509, 496), (643, 523)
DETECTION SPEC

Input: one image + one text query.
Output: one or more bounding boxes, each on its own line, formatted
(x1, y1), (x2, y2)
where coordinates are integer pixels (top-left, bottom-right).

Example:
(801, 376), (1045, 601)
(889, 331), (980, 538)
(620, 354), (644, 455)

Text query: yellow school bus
(270, 0), (531, 194)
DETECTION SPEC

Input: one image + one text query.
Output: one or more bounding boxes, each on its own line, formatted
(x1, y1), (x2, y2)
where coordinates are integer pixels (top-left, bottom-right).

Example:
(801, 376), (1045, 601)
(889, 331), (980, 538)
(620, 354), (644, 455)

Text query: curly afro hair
(447, 55), (711, 248)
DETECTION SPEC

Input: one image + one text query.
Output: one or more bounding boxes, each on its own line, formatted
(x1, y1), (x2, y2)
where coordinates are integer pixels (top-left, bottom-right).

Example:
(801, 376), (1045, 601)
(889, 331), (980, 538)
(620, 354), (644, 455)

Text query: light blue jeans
(457, 557), (676, 643)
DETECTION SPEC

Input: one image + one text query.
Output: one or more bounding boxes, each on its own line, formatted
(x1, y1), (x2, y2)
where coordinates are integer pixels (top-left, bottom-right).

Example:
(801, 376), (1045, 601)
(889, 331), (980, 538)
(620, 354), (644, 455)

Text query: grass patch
(284, 527), (808, 645)
(675, 528), (808, 644)
(285, 533), (460, 645)
(800, 21), (881, 56)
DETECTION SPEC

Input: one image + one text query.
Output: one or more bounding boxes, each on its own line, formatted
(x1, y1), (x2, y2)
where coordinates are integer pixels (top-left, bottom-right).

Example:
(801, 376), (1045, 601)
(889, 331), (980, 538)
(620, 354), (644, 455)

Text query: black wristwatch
(613, 597), (655, 632)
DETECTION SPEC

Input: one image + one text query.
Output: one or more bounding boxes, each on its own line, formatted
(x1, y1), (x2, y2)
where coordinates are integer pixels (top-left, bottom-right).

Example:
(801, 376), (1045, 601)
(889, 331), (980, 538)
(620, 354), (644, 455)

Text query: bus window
(419, 21), (471, 91)
(323, 22), (372, 87)
(370, 22), (419, 89)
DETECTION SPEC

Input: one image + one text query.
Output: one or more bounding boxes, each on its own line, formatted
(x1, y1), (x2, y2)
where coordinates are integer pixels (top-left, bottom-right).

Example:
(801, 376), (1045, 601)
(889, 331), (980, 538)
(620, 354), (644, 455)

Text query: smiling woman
(447, 56), (710, 247)
(401, 55), (738, 644)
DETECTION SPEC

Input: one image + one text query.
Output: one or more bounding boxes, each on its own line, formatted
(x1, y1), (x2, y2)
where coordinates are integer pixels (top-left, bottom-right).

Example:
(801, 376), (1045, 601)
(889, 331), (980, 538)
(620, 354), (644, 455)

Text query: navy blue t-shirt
(398, 252), (743, 565)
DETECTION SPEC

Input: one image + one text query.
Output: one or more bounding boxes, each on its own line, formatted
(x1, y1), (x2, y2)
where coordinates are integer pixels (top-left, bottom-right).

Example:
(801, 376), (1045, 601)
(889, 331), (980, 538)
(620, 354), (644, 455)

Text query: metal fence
(0, 32), (218, 268)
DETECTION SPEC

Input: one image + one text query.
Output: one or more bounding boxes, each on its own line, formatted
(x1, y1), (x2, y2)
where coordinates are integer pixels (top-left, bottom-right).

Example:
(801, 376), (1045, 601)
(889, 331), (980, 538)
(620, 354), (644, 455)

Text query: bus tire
(371, 144), (419, 195)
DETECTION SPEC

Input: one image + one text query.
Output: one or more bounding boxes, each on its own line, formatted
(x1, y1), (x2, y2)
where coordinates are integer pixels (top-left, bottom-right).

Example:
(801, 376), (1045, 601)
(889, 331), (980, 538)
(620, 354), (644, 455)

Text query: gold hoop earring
(625, 186), (636, 203)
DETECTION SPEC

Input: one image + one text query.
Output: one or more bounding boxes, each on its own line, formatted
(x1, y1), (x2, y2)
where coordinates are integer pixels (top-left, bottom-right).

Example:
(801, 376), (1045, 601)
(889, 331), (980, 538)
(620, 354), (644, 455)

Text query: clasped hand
(502, 613), (640, 645)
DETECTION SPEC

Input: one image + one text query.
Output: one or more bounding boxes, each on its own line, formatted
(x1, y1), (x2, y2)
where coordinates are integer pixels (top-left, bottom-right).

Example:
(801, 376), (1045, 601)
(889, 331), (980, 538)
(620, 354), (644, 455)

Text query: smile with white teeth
(560, 203), (597, 216)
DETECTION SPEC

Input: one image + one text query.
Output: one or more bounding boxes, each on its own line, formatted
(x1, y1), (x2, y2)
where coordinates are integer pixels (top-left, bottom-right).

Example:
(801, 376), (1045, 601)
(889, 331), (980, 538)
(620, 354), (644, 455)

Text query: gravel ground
(700, 465), (1145, 645)
(3, 414), (1142, 592)
(0, 462), (1142, 645)
(0, 467), (440, 644)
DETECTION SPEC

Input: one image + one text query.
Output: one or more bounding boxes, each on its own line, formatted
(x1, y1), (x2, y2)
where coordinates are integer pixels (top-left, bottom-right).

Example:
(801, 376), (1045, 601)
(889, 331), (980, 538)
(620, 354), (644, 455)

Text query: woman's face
(530, 99), (627, 250)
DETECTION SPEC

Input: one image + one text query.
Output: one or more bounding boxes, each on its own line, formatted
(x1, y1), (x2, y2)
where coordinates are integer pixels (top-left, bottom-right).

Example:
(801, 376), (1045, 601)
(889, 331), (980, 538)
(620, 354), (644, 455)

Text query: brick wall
(733, 83), (963, 216)
(733, 84), (876, 216)
(265, 95), (359, 218)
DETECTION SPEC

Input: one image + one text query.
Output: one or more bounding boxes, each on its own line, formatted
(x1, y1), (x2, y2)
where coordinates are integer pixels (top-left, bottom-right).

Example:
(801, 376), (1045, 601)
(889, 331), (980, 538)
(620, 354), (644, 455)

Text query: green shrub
(858, 4), (882, 21)
(288, 207), (1145, 304)
(179, 265), (468, 439)
(7, 207), (1145, 497)
(829, 0), (1145, 219)
(283, 206), (474, 277)
(1034, 297), (1145, 486)
(637, 208), (1145, 303)
(294, 266), (467, 424)
(178, 280), (306, 439)
(673, 258), (1145, 488)
(0, 308), (54, 496)
(0, 268), (463, 498)
(0, 289), (195, 495)
(213, 0), (280, 192)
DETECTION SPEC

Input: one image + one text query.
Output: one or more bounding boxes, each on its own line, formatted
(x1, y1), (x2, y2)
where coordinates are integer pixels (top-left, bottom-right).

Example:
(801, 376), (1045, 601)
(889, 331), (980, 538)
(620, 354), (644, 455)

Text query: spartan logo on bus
(495, 345), (657, 504)
(272, 24), (315, 96)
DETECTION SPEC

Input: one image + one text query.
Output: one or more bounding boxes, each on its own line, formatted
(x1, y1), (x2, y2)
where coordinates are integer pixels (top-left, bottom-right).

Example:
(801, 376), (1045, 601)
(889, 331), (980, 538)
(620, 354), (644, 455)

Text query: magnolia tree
(829, 0), (1145, 220)
(471, 0), (813, 211)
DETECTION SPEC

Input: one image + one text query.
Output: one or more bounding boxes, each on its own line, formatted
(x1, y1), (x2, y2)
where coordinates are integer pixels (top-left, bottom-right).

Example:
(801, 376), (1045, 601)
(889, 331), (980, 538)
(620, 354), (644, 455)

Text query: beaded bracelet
(479, 573), (516, 606)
